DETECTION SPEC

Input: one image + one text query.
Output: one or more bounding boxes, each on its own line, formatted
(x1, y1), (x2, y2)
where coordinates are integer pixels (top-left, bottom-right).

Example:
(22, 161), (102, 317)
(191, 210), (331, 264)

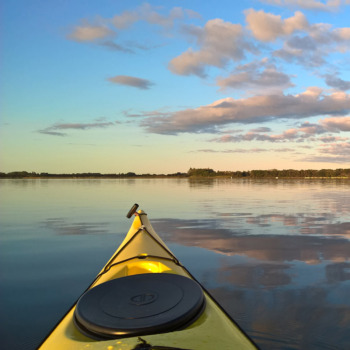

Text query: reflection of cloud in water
(325, 262), (350, 284)
(313, 190), (350, 216)
(245, 213), (331, 227)
(152, 218), (350, 264)
(304, 222), (350, 238)
(209, 284), (350, 350)
(244, 213), (350, 238)
(219, 263), (292, 288)
(153, 215), (350, 348)
(42, 218), (110, 235)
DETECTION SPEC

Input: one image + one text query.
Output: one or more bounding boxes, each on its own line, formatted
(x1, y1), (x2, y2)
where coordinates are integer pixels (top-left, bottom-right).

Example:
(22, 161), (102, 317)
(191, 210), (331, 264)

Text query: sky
(1, 0), (350, 174)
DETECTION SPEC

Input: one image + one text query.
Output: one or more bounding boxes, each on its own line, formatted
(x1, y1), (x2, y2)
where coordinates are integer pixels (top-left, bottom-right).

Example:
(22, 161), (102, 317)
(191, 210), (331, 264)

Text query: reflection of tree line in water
(1, 167), (350, 178)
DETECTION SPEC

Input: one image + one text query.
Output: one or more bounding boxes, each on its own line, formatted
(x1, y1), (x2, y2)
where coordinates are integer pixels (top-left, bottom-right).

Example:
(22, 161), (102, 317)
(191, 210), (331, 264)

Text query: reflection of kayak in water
(39, 204), (258, 350)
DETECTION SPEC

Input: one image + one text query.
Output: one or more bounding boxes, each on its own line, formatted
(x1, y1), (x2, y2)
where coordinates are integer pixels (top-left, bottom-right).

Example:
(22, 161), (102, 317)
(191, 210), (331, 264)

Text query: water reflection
(210, 283), (350, 350)
(1, 179), (349, 350)
(325, 262), (350, 283)
(152, 218), (350, 349)
(188, 178), (216, 188)
(42, 218), (111, 235)
(152, 218), (350, 264)
(218, 263), (292, 288)
(245, 213), (333, 228)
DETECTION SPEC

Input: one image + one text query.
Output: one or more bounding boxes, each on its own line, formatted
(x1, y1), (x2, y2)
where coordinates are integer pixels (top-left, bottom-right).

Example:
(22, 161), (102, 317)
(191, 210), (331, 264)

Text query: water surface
(0, 178), (349, 349)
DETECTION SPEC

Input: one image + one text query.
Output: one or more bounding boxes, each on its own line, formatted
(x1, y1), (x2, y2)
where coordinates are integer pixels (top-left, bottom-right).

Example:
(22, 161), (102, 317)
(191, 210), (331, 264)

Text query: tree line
(1, 168), (349, 179)
(187, 168), (350, 178)
(0, 171), (188, 179)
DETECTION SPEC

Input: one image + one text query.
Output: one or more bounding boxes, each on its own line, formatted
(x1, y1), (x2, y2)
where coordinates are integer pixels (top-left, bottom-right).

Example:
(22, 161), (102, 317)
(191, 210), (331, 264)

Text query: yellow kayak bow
(39, 205), (258, 350)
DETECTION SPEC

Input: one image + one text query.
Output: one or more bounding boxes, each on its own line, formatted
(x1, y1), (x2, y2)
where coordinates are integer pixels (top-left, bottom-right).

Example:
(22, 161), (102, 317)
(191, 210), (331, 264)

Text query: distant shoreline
(1, 168), (349, 179)
(7, 176), (349, 180)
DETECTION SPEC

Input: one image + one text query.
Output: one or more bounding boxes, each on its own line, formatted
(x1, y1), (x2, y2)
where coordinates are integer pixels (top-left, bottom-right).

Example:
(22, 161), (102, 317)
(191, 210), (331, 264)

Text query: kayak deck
(39, 209), (257, 350)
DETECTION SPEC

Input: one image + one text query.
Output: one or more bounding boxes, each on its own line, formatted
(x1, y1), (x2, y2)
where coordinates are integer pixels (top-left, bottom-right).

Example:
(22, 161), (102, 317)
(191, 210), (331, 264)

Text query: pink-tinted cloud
(168, 8), (350, 78)
(111, 10), (139, 29)
(319, 141), (350, 155)
(321, 116), (350, 131)
(67, 23), (116, 42)
(67, 4), (200, 53)
(169, 19), (258, 77)
(195, 148), (268, 153)
(298, 121), (327, 134)
(300, 140), (350, 163)
(217, 59), (294, 92)
(259, 0), (346, 12)
(245, 9), (309, 42)
(274, 21), (350, 66)
(301, 155), (350, 163)
(141, 88), (350, 134)
(195, 147), (295, 153)
(318, 135), (349, 142)
(209, 118), (350, 144)
(111, 3), (199, 29)
(210, 128), (304, 143)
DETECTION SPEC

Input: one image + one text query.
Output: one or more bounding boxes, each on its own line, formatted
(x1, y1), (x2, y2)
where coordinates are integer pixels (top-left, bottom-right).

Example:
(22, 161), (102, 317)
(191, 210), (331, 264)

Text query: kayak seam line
(91, 225), (181, 287)
(179, 265), (260, 350)
(138, 214), (181, 265)
(93, 255), (183, 280)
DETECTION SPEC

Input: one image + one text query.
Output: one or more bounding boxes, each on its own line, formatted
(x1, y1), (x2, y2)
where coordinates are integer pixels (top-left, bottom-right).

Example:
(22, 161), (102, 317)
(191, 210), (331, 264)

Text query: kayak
(39, 204), (258, 350)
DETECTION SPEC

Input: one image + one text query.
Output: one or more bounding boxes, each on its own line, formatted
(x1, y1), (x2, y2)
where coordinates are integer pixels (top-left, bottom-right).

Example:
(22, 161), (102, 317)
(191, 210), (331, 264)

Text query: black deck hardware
(73, 273), (205, 340)
(127, 203), (139, 218)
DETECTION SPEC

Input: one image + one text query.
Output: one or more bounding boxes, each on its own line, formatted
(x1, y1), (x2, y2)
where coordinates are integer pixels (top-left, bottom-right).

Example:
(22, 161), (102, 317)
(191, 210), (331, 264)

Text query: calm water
(0, 178), (349, 350)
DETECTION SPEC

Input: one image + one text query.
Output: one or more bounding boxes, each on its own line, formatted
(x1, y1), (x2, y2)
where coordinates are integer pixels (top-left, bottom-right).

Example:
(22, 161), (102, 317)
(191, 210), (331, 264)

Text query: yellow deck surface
(39, 211), (257, 350)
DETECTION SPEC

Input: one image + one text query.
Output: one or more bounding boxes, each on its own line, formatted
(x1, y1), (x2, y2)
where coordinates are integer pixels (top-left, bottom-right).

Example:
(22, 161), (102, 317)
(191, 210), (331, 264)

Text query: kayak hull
(39, 209), (257, 350)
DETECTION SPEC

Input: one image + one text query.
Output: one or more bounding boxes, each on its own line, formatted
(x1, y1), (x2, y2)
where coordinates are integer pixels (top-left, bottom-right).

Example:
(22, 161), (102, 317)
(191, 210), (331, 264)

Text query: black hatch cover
(74, 273), (205, 339)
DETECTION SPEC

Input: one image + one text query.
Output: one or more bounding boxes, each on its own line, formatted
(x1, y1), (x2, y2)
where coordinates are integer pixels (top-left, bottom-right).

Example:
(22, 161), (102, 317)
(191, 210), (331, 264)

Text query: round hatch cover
(74, 273), (205, 339)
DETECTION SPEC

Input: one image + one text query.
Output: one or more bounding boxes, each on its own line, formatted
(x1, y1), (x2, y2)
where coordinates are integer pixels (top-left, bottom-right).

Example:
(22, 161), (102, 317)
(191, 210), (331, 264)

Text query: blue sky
(2, 0), (350, 174)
